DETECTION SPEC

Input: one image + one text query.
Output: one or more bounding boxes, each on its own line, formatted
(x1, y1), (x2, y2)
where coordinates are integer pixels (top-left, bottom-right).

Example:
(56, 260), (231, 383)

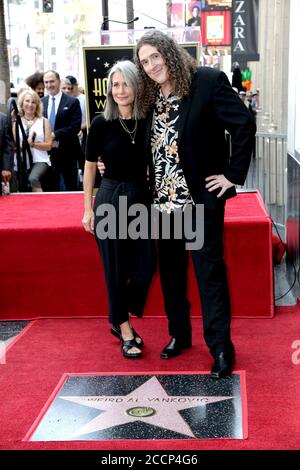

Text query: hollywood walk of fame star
(60, 376), (233, 438)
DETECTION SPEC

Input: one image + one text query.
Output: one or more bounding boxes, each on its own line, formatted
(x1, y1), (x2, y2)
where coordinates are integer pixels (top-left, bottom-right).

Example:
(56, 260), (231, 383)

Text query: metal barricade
(238, 131), (287, 227)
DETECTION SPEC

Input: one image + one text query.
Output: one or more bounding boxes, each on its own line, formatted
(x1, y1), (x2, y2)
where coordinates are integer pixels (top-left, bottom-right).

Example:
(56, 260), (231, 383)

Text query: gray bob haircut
(104, 60), (143, 120)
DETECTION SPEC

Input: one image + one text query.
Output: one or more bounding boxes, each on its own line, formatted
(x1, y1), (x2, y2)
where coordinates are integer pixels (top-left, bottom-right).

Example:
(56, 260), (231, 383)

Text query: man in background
(187, 5), (201, 26)
(65, 75), (87, 162)
(25, 72), (44, 98)
(42, 70), (82, 191)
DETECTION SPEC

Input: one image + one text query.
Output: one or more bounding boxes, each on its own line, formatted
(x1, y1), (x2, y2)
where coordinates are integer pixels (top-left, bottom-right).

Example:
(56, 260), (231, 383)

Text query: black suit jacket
(0, 112), (14, 172)
(42, 93), (82, 163)
(146, 67), (256, 209)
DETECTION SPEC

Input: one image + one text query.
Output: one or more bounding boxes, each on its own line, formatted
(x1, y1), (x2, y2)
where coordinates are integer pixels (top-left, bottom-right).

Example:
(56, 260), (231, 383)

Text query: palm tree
(126, 0), (134, 30)
(166, 0), (172, 28)
(0, 0), (10, 113)
(65, 0), (95, 78)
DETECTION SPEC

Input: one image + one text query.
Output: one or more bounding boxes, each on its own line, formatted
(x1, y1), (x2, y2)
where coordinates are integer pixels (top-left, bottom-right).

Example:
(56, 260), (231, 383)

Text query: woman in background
(13, 89), (52, 192)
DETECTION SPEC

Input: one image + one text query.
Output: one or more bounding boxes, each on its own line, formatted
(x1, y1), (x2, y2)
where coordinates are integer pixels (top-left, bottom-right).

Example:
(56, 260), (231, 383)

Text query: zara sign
(232, 0), (260, 63)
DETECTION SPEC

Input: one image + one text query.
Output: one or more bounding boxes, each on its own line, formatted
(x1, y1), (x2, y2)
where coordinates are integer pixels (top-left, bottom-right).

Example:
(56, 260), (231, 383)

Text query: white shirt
(14, 117), (51, 169)
(76, 93), (86, 127)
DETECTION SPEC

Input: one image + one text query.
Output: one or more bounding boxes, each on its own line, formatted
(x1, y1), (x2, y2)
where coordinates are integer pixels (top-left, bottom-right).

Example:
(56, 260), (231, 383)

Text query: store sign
(232, 0), (260, 62)
(202, 10), (231, 45)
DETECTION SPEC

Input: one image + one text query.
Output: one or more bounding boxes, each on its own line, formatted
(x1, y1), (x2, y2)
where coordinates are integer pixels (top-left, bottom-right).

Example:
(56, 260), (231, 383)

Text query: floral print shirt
(151, 90), (193, 213)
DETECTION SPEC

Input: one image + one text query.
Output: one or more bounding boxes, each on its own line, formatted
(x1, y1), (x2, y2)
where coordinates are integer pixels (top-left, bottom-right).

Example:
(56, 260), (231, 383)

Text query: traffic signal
(12, 55), (20, 67)
(42, 0), (53, 13)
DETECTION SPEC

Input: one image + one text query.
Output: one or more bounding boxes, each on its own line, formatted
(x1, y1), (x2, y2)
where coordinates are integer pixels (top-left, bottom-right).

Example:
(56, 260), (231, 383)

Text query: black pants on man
(157, 205), (233, 356)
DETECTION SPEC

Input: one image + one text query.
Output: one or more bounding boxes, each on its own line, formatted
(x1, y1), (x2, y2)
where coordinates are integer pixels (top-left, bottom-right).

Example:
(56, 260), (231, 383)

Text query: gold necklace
(118, 117), (137, 144)
(23, 116), (35, 127)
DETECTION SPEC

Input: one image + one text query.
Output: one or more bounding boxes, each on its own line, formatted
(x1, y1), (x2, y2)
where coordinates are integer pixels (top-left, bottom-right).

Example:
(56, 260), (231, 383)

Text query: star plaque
(26, 372), (246, 441)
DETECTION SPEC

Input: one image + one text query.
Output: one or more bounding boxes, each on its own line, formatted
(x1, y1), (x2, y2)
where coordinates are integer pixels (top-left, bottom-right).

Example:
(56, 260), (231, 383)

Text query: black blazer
(0, 112), (14, 172)
(42, 93), (82, 161)
(146, 67), (256, 208)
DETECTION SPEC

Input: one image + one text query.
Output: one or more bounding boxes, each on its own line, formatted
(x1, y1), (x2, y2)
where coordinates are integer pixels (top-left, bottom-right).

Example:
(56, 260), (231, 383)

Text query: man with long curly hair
(135, 30), (256, 378)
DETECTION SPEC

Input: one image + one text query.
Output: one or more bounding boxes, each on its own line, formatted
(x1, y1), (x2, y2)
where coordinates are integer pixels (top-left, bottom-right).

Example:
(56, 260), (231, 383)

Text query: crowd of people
(2, 70), (87, 193)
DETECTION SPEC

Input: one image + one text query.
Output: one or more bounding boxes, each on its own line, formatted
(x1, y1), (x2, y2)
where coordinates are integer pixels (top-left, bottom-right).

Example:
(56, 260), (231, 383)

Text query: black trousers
(94, 178), (156, 327)
(42, 149), (78, 191)
(157, 205), (233, 356)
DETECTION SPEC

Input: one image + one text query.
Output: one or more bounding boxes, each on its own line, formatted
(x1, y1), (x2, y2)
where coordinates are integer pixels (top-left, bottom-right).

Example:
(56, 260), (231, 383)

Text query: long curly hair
(25, 72), (44, 90)
(135, 30), (197, 113)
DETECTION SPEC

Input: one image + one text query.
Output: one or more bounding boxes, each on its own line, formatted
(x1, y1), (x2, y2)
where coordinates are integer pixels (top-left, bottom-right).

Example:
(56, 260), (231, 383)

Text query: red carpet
(0, 191), (274, 319)
(0, 304), (299, 450)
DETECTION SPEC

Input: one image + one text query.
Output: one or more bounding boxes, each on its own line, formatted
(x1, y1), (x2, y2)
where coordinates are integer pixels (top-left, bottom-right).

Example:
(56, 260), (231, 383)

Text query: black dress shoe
(160, 337), (192, 359)
(210, 350), (235, 379)
(110, 325), (144, 348)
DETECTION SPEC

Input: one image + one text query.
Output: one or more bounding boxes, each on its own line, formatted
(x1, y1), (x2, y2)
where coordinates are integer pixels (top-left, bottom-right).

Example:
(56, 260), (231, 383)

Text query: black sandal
(121, 338), (142, 359)
(111, 325), (144, 348)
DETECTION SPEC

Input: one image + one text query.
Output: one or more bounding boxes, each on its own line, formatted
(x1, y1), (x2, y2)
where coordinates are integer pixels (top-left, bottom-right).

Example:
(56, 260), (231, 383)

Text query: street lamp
(42, 0), (54, 13)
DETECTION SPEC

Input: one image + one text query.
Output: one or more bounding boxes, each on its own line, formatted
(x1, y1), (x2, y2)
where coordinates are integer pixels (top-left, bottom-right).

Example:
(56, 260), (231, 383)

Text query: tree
(65, 0), (95, 77)
(0, 0), (10, 113)
(166, 0), (172, 28)
(126, 0), (134, 30)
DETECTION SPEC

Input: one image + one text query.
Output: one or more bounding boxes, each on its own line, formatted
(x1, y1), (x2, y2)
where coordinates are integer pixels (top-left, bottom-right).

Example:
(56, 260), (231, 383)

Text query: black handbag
(10, 100), (34, 191)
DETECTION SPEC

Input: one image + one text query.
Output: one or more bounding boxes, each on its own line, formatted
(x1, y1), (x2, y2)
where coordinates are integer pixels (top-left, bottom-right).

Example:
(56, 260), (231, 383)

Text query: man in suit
(42, 70), (82, 191)
(65, 75), (87, 161)
(0, 112), (13, 195)
(135, 31), (256, 378)
(187, 6), (201, 27)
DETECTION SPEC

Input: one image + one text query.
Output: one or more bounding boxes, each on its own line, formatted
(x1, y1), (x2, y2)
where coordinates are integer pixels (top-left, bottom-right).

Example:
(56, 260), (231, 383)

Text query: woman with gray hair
(82, 60), (155, 359)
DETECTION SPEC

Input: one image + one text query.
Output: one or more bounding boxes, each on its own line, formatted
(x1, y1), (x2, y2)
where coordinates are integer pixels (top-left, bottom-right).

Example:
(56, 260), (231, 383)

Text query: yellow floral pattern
(151, 91), (193, 213)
